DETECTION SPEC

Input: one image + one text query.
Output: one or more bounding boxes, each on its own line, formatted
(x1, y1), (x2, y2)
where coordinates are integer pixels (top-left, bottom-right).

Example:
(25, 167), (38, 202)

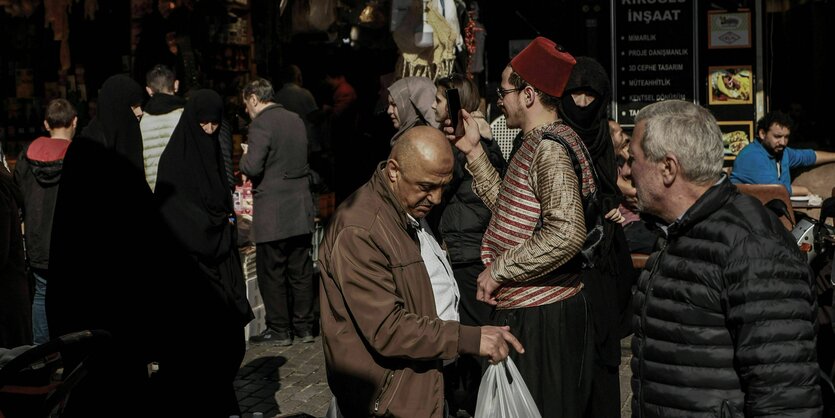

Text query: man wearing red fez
(449, 36), (595, 417)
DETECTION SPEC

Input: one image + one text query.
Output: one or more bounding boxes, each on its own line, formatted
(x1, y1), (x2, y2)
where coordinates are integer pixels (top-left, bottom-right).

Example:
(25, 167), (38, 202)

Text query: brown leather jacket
(319, 165), (481, 417)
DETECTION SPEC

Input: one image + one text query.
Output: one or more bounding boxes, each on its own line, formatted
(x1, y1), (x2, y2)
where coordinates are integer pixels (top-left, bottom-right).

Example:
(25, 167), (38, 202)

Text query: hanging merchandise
(358, 0), (385, 29)
(414, 0), (433, 47)
(44, 0), (72, 71)
(1, 0), (38, 17)
(390, 0), (410, 31)
(391, 0), (459, 81)
(465, 1), (486, 76)
(83, 0), (97, 19)
(308, 0), (336, 31)
(291, 0), (337, 33)
(440, 0), (462, 51)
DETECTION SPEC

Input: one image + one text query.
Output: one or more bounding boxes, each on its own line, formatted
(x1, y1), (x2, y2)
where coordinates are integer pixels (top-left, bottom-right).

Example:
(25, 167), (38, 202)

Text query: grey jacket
(240, 103), (313, 243)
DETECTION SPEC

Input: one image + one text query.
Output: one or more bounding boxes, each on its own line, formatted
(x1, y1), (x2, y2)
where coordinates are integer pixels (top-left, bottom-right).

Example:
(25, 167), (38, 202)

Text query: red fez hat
(510, 37), (576, 98)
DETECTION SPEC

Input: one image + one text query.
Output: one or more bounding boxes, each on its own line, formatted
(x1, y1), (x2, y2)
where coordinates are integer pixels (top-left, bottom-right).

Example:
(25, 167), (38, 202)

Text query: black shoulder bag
(541, 132), (606, 269)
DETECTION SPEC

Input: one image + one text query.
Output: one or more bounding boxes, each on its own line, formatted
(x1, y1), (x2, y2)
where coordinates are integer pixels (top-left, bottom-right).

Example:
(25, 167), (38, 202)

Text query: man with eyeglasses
(449, 37), (595, 417)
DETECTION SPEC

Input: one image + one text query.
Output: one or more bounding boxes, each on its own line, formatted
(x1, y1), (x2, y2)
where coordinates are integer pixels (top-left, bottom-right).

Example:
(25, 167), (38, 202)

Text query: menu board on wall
(611, 0), (698, 126)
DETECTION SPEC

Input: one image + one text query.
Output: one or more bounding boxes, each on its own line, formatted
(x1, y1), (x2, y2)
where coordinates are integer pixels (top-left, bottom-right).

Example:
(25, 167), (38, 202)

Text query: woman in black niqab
(558, 56), (638, 418)
(560, 57), (619, 206)
(155, 89), (253, 416)
(80, 74), (145, 171)
(157, 90), (235, 259)
(47, 74), (167, 416)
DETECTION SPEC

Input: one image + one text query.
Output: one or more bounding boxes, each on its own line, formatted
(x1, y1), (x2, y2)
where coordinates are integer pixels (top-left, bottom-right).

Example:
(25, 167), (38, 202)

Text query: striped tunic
(469, 120), (595, 309)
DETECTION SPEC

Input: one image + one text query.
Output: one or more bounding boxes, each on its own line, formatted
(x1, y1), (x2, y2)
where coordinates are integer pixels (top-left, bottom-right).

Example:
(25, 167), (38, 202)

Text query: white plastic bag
(474, 357), (541, 418)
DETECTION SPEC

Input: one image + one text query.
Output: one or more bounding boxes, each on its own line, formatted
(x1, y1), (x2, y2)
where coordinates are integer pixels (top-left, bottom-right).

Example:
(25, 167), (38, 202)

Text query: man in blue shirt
(731, 111), (835, 195)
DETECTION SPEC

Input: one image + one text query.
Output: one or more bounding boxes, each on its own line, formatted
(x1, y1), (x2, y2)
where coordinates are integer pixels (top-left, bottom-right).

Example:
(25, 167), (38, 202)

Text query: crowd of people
(0, 34), (832, 418)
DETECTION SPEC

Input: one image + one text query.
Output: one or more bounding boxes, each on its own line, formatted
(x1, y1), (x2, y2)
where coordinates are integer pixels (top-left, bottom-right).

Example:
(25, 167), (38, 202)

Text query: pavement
(234, 336), (635, 418)
(235, 337), (332, 418)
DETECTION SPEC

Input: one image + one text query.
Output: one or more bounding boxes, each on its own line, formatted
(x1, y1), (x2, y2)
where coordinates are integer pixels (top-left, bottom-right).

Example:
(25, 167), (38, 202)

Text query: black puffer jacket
(631, 178), (821, 418)
(433, 137), (505, 264)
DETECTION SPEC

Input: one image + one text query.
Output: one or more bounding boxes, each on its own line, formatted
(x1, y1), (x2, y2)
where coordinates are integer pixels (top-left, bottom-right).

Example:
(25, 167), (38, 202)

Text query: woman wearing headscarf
(386, 76), (439, 144)
(155, 89), (253, 416)
(81, 74), (146, 171)
(47, 74), (167, 416)
(558, 57), (637, 418)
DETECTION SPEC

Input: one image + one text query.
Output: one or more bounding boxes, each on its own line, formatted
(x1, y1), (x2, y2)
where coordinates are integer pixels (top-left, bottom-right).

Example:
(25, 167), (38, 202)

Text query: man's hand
(476, 265), (501, 306)
(444, 109), (484, 161)
(479, 325), (524, 364)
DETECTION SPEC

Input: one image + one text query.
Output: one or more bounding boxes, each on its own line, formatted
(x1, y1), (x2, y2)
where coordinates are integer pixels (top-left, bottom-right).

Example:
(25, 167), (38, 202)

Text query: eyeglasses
(496, 87), (522, 99)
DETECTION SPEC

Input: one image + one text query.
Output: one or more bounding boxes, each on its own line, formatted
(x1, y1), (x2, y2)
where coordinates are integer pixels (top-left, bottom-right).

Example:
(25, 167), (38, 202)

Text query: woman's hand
(605, 208), (625, 224)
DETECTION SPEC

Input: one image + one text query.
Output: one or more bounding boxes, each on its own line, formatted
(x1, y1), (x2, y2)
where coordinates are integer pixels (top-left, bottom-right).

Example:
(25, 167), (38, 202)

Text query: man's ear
(174, 80), (179, 94)
(524, 86), (535, 108)
(71, 116), (78, 130)
(43, 120), (51, 132)
(661, 153), (679, 186)
(146, 86), (154, 97)
(758, 128), (766, 140)
(386, 159), (400, 182)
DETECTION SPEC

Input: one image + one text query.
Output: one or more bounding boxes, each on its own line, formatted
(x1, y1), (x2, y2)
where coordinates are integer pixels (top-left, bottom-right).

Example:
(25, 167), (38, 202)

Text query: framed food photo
(718, 121), (754, 155)
(708, 66), (753, 105)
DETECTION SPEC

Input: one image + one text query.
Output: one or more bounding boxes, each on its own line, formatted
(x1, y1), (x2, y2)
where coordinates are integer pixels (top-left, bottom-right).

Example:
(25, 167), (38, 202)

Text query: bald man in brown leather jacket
(319, 126), (523, 417)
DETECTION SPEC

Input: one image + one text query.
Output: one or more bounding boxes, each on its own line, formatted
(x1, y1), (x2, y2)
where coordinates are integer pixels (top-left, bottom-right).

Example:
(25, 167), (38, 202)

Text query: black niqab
(156, 89), (232, 260)
(81, 74), (145, 171)
(559, 57), (619, 206)
(559, 58), (638, 371)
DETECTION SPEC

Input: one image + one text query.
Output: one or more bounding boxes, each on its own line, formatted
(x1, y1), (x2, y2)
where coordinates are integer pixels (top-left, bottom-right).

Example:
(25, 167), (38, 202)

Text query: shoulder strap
(541, 131), (599, 197)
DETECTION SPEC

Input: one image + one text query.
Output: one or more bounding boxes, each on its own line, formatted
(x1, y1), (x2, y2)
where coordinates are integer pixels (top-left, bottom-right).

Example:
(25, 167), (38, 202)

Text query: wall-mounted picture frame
(708, 11), (752, 49)
(718, 121), (755, 155)
(709, 66), (753, 105)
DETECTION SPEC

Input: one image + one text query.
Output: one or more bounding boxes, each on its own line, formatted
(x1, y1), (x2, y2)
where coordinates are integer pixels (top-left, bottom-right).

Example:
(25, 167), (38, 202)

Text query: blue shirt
(730, 140), (816, 195)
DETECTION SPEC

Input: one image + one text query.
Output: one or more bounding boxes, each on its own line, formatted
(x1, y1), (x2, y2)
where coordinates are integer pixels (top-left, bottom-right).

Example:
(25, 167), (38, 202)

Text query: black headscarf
(156, 89), (232, 261)
(154, 90), (252, 414)
(559, 57), (620, 207)
(81, 74), (145, 171)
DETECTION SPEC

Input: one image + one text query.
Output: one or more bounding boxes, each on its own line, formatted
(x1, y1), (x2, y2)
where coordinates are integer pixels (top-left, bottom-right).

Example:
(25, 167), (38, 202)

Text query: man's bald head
(386, 126), (454, 219)
(390, 125), (453, 171)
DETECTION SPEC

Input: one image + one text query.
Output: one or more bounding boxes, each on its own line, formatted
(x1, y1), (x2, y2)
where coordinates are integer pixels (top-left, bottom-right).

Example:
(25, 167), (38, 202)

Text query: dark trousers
(453, 262), (493, 327)
(584, 361), (621, 418)
(256, 234), (314, 335)
(443, 355), (484, 416)
(492, 293), (594, 418)
(444, 262), (492, 416)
